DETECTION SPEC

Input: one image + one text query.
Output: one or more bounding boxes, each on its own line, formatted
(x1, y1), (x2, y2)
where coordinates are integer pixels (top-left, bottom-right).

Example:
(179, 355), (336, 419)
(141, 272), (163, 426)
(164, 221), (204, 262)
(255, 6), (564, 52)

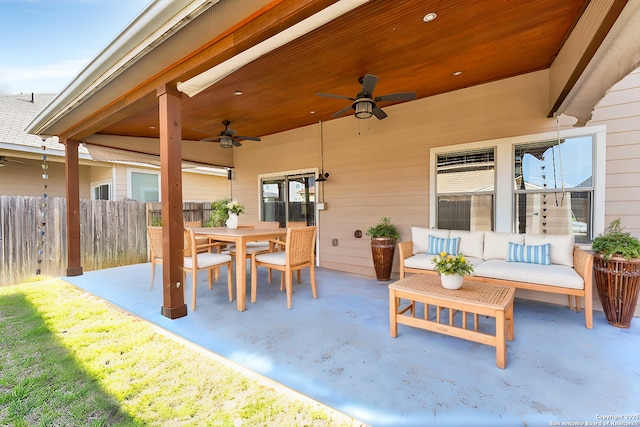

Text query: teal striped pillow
(427, 236), (460, 255)
(507, 242), (551, 265)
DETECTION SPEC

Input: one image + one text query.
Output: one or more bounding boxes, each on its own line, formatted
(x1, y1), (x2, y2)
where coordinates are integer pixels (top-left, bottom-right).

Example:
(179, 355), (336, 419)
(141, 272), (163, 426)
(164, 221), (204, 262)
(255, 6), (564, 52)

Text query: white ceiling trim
(560, 0), (640, 125)
(177, 0), (369, 97)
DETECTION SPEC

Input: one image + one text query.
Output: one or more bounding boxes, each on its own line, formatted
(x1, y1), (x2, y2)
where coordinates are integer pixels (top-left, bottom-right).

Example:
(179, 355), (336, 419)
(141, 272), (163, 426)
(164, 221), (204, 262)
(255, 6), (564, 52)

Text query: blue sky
(0, 0), (150, 94)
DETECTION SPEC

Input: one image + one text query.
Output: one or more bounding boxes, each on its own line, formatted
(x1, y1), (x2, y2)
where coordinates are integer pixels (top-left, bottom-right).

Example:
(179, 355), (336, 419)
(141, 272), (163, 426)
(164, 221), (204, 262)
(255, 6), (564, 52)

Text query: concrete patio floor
(62, 262), (640, 427)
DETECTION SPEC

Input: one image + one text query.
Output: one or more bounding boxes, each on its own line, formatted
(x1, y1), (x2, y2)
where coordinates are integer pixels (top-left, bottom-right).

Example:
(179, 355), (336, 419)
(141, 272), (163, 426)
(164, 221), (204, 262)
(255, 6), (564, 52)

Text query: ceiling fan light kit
(354, 99), (374, 119)
(198, 120), (261, 148)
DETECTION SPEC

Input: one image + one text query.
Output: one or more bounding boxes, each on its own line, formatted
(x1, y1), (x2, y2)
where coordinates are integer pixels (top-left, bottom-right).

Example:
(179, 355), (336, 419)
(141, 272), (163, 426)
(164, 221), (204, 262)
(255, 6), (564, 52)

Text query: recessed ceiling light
(234, 90), (243, 96)
(452, 71), (462, 76)
(310, 110), (316, 114)
(149, 126), (156, 129)
(423, 12), (437, 22)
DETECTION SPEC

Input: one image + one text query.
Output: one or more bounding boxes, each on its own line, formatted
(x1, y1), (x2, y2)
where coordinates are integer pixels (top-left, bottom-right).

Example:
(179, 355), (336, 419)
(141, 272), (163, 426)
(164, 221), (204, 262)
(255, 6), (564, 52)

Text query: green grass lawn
(0, 279), (359, 426)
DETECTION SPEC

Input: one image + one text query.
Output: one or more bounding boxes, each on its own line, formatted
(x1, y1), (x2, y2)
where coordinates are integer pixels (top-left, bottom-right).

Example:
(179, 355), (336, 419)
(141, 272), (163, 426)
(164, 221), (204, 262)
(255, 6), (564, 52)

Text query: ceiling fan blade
(372, 106), (387, 120)
(192, 128), (213, 134)
(235, 135), (261, 142)
(331, 104), (355, 118)
(232, 140), (242, 147)
(375, 91), (417, 102)
(200, 137), (219, 142)
(316, 93), (353, 100)
(225, 128), (237, 136)
(360, 74), (378, 94)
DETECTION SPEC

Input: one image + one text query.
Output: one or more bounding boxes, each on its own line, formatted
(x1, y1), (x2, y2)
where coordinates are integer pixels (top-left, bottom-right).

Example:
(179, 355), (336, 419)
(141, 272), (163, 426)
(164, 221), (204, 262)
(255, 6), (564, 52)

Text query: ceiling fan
(316, 74), (417, 120)
(198, 120), (261, 148)
(0, 156), (24, 168)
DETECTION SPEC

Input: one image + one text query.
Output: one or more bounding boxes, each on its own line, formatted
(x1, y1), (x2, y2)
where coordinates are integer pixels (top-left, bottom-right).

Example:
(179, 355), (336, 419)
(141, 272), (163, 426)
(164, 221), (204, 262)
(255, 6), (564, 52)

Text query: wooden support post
(64, 138), (83, 277)
(158, 84), (187, 319)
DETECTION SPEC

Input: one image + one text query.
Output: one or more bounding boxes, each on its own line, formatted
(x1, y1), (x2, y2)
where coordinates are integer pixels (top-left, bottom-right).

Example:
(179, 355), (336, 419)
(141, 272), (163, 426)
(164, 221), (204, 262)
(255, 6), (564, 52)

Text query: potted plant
(207, 198), (231, 227)
(225, 200), (245, 229)
(432, 252), (474, 289)
(366, 217), (401, 281)
(591, 218), (640, 328)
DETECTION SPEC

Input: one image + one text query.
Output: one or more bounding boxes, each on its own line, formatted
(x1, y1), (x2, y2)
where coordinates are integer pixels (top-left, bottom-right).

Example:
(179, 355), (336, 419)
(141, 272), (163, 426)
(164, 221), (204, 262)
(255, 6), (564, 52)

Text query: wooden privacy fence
(0, 196), (148, 286)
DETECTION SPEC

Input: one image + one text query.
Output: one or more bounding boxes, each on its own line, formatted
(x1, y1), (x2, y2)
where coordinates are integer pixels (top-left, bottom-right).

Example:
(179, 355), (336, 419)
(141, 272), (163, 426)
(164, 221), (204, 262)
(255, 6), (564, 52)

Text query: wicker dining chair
(147, 226), (163, 290)
(250, 226), (317, 309)
(183, 228), (233, 311)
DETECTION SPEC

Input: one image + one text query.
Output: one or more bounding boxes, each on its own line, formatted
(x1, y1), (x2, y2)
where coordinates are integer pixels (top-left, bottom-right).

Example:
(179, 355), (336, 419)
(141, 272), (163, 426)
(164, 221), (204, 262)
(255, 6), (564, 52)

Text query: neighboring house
(0, 93), (229, 203)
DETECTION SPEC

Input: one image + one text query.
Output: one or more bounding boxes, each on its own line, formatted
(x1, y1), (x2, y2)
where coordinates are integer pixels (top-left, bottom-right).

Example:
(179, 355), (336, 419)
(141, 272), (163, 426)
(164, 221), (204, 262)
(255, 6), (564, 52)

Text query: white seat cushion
(411, 227), (450, 255)
(404, 254), (483, 271)
(473, 260), (584, 289)
(184, 253), (231, 269)
(525, 234), (574, 267)
(255, 251), (286, 266)
(483, 232), (524, 260)
(450, 230), (485, 259)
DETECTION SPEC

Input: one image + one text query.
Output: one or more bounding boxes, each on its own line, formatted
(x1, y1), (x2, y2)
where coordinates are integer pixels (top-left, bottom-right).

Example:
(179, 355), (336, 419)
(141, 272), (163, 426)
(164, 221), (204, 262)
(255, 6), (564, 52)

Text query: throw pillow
(507, 242), (551, 265)
(427, 236), (460, 255)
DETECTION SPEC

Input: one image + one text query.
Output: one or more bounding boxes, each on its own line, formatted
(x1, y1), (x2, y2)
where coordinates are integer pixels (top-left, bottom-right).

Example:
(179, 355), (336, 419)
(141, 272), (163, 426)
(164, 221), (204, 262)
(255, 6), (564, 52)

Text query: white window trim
(430, 125), (606, 235)
(127, 167), (161, 202)
(90, 180), (112, 200)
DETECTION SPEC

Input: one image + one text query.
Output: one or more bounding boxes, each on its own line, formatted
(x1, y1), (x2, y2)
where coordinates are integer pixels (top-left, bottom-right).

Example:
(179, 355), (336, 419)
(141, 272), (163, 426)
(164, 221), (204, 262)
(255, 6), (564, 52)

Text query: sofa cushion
(427, 236), (460, 255)
(483, 232), (524, 260)
(450, 230), (485, 259)
(473, 260), (584, 289)
(525, 234), (574, 267)
(404, 254), (484, 271)
(507, 242), (551, 265)
(411, 227), (449, 255)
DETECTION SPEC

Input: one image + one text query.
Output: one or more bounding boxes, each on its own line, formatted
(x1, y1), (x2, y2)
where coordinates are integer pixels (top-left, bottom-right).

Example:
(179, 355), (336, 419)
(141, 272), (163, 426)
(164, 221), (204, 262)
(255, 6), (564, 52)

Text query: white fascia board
(26, 0), (217, 137)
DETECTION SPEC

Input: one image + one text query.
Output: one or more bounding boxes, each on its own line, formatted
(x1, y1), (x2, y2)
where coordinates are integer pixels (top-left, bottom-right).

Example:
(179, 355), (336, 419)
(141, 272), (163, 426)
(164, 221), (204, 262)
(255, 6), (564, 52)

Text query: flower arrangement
(226, 200), (245, 215)
(432, 252), (474, 276)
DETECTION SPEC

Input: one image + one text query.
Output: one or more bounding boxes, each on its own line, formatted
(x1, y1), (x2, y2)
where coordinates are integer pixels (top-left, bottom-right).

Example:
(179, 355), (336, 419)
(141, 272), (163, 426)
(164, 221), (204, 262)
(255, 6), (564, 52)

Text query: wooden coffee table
(389, 274), (515, 369)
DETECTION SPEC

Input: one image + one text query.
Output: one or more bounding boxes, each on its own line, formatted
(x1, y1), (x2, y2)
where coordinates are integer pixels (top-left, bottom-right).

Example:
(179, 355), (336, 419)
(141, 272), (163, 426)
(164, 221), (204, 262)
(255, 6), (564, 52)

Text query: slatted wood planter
(593, 255), (640, 328)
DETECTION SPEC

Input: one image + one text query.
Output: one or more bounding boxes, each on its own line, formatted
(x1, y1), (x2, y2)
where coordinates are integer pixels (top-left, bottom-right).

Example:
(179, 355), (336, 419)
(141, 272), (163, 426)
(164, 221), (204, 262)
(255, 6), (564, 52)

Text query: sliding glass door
(261, 173), (315, 228)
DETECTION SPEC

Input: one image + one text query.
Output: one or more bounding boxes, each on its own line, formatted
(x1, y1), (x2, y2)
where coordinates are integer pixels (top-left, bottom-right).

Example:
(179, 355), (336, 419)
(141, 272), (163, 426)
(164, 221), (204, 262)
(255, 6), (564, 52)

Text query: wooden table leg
(235, 237), (247, 311)
(495, 309), (506, 369)
(389, 290), (398, 337)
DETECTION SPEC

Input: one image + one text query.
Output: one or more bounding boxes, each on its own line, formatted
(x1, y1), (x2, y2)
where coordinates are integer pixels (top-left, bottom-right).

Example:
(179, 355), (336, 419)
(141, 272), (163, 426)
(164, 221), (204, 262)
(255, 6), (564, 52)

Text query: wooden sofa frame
(398, 241), (594, 329)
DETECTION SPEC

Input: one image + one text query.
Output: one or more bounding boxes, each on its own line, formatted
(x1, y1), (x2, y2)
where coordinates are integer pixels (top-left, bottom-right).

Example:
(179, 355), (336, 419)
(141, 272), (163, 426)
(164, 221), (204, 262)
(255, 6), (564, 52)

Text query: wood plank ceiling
(92, 0), (591, 161)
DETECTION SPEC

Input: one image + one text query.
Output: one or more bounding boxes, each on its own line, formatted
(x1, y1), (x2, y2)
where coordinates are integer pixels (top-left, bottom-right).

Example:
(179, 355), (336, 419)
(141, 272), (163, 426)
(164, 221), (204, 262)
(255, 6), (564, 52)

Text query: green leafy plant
(591, 218), (640, 261)
(432, 252), (474, 276)
(366, 216), (401, 240)
(207, 198), (231, 226)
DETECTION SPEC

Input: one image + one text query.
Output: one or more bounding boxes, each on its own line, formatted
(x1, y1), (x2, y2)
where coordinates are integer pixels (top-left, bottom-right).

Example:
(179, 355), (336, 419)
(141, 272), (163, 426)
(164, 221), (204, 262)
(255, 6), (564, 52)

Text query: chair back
(286, 221), (307, 228)
(183, 228), (196, 257)
(255, 221), (280, 229)
(286, 226), (317, 267)
(184, 220), (201, 229)
(147, 226), (163, 261)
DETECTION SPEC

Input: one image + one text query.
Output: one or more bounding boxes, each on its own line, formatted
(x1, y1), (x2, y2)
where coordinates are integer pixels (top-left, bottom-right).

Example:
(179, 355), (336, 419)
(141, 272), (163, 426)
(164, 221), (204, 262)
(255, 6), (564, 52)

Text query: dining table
(193, 227), (288, 311)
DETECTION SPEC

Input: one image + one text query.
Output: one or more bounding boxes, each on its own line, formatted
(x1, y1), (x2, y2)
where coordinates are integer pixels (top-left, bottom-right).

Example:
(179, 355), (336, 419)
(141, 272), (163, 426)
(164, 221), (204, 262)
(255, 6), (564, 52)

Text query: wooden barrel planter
(371, 237), (396, 281)
(593, 255), (640, 328)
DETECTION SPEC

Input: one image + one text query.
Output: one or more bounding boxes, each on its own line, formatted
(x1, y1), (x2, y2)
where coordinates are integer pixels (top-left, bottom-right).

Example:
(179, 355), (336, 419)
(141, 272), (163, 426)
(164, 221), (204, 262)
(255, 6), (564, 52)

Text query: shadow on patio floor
(63, 263), (640, 427)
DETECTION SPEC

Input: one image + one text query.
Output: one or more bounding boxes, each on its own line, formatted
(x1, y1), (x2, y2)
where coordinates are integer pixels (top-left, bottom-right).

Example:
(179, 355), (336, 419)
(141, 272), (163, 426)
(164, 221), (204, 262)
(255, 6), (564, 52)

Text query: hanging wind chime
(36, 142), (48, 275)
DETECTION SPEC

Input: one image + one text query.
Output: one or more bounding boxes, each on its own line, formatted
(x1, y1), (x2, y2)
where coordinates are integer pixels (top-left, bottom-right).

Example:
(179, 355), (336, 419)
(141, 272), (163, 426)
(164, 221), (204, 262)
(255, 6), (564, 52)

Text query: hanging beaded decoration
(36, 143), (48, 275)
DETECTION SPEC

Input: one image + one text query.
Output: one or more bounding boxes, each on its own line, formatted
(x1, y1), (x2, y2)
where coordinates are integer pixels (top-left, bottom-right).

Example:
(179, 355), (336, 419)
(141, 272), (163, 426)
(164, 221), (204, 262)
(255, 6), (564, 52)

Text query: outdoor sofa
(398, 227), (594, 328)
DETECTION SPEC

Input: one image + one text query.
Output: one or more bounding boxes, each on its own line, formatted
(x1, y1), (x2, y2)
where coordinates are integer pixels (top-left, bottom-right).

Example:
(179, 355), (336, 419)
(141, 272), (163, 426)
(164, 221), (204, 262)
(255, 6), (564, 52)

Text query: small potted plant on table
(591, 218), (640, 328)
(366, 217), (401, 281)
(225, 200), (245, 229)
(432, 252), (474, 289)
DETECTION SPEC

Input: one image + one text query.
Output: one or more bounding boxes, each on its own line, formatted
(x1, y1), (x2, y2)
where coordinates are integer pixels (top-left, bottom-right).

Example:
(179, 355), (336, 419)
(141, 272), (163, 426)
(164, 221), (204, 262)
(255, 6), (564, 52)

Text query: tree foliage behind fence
(0, 196), (148, 285)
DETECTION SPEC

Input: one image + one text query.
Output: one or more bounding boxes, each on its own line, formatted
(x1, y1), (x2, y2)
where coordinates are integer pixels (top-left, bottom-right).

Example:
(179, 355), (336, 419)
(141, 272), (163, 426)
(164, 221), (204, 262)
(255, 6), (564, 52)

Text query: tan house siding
(590, 68), (640, 236)
(0, 157), (90, 199)
(235, 70), (563, 276)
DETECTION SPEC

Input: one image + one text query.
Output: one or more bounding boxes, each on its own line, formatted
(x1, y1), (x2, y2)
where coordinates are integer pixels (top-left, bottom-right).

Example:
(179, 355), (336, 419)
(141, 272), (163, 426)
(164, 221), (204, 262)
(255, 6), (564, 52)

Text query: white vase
(226, 213), (239, 229)
(440, 273), (464, 290)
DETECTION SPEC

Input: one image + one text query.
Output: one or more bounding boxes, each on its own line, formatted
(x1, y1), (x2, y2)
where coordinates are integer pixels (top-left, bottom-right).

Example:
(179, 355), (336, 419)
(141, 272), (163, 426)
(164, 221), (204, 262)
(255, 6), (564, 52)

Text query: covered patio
(63, 264), (640, 427)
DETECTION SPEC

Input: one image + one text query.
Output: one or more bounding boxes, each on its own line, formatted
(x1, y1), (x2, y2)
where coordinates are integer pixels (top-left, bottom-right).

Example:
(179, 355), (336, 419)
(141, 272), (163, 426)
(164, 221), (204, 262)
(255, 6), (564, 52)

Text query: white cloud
(0, 58), (89, 94)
